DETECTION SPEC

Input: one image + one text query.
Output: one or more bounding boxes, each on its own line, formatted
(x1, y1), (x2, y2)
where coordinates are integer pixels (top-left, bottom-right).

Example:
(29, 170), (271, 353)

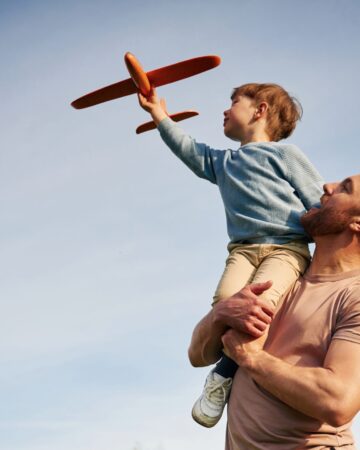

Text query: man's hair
(232, 83), (303, 142)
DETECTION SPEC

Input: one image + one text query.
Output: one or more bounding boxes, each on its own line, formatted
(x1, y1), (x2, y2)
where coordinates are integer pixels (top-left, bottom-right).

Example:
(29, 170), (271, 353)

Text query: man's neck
(308, 235), (360, 275)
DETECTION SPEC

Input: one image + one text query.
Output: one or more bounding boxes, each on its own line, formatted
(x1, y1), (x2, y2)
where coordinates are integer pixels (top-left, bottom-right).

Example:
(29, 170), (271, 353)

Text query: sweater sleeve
(157, 117), (220, 185)
(281, 145), (324, 210)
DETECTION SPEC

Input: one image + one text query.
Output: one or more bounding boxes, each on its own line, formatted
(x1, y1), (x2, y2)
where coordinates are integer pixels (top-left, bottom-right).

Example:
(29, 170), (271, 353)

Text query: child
(138, 83), (323, 428)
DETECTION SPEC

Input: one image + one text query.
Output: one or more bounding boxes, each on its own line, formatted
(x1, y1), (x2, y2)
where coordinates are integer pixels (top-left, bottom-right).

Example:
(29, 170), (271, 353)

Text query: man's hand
(212, 281), (274, 338)
(188, 281), (274, 367)
(137, 88), (168, 125)
(222, 328), (264, 367)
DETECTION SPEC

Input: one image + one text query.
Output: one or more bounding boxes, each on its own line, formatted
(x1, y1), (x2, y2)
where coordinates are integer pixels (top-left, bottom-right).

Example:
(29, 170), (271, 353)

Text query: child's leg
(214, 242), (310, 378)
(249, 242), (310, 349)
(252, 242), (310, 307)
(213, 353), (239, 378)
(212, 243), (258, 305)
(212, 245), (258, 378)
(192, 242), (311, 428)
(192, 245), (258, 428)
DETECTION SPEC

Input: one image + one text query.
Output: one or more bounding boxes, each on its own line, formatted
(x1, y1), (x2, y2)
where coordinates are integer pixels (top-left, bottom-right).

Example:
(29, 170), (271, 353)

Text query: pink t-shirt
(226, 268), (360, 450)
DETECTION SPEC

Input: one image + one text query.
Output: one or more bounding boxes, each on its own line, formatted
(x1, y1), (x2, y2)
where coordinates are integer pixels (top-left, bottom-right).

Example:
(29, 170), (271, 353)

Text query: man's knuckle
(253, 305), (261, 315)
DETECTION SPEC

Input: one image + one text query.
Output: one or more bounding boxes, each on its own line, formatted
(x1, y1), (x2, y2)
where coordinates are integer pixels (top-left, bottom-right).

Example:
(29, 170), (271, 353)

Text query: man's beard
(301, 207), (354, 237)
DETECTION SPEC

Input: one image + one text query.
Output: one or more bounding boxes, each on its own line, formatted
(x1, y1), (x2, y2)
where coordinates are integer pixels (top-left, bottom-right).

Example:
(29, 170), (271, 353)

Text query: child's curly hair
(232, 83), (302, 142)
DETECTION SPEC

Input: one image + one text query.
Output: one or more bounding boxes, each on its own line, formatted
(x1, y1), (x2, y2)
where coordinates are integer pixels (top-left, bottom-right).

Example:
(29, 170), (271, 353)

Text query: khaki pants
(212, 241), (311, 307)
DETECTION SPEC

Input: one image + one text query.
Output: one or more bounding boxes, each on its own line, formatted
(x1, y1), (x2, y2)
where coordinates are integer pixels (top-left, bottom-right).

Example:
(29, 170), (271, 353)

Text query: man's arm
(188, 281), (274, 367)
(188, 309), (226, 367)
(222, 330), (360, 427)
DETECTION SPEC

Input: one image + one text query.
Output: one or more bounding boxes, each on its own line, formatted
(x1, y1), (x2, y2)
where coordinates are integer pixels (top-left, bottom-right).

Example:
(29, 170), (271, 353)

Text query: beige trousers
(212, 241), (311, 307)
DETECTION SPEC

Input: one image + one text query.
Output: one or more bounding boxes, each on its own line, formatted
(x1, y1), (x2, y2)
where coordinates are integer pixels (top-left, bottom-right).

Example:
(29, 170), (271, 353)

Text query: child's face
(223, 95), (257, 141)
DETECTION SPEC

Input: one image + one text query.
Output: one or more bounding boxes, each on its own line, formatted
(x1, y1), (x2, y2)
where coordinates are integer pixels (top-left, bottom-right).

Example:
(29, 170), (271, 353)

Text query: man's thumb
(249, 280), (273, 296)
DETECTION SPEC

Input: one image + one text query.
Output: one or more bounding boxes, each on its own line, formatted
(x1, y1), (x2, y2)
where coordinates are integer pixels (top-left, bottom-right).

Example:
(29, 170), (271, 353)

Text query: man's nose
(323, 182), (337, 195)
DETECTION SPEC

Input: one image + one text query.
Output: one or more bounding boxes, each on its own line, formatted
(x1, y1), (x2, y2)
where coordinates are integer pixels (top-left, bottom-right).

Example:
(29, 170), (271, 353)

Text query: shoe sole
(191, 405), (220, 428)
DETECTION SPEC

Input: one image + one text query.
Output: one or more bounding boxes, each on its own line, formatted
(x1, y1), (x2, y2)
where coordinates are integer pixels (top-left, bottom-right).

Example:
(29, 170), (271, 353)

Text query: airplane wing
(147, 55), (221, 87)
(71, 78), (137, 109)
(71, 55), (221, 110)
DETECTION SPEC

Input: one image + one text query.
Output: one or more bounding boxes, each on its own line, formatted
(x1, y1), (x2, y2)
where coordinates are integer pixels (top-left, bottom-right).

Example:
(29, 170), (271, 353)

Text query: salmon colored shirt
(226, 269), (360, 450)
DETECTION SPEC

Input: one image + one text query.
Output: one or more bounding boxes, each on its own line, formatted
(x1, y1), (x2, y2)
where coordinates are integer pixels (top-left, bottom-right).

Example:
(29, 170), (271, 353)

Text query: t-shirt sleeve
(157, 117), (220, 184)
(281, 145), (324, 210)
(333, 287), (360, 344)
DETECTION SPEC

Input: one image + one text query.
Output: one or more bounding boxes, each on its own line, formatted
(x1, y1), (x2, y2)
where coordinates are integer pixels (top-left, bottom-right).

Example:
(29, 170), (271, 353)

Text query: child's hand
(137, 88), (168, 125)
(137, 87), (160, 112)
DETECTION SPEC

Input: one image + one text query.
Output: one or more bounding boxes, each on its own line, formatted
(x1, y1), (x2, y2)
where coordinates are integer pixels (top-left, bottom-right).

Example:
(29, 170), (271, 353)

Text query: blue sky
(0, 1), (359, 449)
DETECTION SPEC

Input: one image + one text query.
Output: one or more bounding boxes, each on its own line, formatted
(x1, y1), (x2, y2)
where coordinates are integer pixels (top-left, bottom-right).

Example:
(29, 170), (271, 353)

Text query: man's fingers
(252, 319), (268, 332)
(249, 280), (273, 296)
(256, 301), (275, 319)
(243, 323), (265, 338)
(222, 329), (245, 348)
(256, 308), (273, 324)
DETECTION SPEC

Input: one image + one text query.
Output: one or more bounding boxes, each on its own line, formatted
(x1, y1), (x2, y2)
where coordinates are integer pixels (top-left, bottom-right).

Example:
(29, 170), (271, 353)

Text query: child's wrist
(151, 107), (168, 125)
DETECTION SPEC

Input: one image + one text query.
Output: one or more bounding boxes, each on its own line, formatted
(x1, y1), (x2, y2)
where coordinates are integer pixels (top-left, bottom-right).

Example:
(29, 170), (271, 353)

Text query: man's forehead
(340, 174), (360, 185)
(353, 174), (360, 196)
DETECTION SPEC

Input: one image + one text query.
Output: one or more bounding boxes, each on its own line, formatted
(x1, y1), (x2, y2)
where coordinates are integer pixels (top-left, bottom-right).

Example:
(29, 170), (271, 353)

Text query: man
(188, 174), (360, 449)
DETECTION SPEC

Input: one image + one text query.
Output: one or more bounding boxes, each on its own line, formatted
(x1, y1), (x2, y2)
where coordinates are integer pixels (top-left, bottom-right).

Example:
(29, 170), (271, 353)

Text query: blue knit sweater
(158, 118), (324, 244)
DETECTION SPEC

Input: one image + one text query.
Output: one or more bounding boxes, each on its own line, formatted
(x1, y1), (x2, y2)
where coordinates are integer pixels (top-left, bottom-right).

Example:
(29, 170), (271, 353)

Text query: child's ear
(254, 102), (269, 119)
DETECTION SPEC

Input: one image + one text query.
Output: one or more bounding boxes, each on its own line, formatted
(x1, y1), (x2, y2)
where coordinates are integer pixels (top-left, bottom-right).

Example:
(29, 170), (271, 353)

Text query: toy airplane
(71, 52), (221, 134)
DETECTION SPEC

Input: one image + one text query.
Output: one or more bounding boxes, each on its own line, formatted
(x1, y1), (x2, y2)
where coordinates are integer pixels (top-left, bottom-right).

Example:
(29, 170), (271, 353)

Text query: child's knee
(212, 287), (236, 305)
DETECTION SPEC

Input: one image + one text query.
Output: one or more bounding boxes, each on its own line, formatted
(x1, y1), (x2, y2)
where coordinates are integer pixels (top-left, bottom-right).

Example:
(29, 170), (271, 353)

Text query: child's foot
(191, 371), (232, 428)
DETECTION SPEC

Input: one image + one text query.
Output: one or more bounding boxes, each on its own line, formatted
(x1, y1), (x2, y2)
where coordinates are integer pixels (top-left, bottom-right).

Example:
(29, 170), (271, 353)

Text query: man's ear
(254, 102), (269, 119)
(349, 217), (360, 233)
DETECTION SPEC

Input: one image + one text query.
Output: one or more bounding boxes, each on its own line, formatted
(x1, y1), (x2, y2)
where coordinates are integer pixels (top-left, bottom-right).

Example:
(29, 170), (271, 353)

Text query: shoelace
(205, 379), (231, 407)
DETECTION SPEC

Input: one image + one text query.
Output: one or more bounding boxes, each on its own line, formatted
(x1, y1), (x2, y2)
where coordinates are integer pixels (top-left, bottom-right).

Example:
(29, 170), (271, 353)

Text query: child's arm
(138, 88), (220, 185)
(137, 88), (168, 125)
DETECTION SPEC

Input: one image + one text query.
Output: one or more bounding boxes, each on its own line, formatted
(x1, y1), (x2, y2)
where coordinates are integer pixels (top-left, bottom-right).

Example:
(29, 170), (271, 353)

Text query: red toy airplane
(71, 52), (221, 134)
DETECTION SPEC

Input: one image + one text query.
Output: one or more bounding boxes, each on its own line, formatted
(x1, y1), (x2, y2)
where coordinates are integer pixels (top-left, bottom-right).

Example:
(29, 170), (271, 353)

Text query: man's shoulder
(332, 276), (360, 342)
(341, 277), (360, 302)
(305, 270), (360, 307)
(287, 271), (360, 302)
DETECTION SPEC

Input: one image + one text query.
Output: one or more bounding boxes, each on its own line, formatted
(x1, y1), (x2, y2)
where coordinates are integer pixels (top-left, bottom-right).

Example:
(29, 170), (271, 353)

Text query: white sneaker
(191, 371), (232, 428)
